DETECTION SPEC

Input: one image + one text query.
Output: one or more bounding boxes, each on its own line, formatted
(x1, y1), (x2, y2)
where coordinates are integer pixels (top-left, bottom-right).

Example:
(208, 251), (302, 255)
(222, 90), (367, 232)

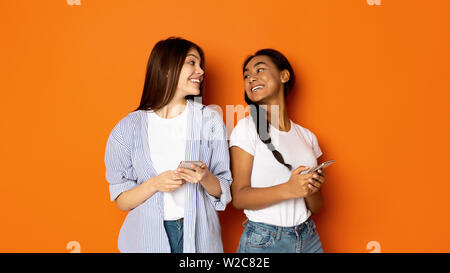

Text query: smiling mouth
(251, 85), (264, 92)
(189, 78), (202, 85)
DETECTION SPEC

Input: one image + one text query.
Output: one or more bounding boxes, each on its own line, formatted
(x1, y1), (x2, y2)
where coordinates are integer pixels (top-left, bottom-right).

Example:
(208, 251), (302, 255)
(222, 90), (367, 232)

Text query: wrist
(199, 170), (213, 185)
(278, 182), (295, 200)
(145, 176), (158, 193)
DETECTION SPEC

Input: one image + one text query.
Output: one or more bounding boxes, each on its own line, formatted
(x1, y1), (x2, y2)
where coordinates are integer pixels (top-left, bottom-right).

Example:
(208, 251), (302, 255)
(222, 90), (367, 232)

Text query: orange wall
(1, 0), (449, 253)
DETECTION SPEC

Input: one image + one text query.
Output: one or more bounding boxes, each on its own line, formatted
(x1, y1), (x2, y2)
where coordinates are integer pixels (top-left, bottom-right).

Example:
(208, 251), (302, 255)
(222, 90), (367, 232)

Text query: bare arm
(305, 191), (323, 215)
(231, 146), (321, 210)
(199, 174), (222, 198)
(231, 146), (325, 211)
(304, 169), (326, 214)
(115, 178), (158, 212)
(115, 171), (184, 212)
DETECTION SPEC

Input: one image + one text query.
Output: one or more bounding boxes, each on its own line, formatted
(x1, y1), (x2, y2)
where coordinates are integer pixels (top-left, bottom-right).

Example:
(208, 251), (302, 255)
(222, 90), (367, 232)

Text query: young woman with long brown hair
(104, 37), (232, 253)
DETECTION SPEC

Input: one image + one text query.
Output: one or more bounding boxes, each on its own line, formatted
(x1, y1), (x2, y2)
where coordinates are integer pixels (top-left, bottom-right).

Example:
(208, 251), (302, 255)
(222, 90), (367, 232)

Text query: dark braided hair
(243, 49), (296, 171)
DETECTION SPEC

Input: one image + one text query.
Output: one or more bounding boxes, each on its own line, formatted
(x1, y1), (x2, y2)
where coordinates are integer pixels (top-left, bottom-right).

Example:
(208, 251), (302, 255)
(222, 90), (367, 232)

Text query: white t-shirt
(229, 116), (323, 227)
(147, 106), (188, 220)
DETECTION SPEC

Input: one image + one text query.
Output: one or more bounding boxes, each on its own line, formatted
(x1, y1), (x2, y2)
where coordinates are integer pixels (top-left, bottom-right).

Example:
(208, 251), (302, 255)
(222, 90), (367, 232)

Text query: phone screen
(309, 160), (335, 173)
(178, 161), (203, 170)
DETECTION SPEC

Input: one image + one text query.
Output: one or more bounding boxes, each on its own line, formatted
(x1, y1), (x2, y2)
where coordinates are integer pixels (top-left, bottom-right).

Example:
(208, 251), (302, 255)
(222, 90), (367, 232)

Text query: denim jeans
(237, 218), (324, 253)
(163, 218), (184, 253)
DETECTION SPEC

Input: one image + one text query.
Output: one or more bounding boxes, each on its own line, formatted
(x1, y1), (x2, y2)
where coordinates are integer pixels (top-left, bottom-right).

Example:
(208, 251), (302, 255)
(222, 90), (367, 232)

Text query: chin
(247, 94), (264, 104)
(185, 89), (201, 97)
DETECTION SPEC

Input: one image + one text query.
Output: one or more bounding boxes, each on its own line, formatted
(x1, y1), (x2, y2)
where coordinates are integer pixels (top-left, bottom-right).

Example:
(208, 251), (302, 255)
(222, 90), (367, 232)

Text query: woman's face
(176, 48), (204, 98)
(243, 55), (286, 104)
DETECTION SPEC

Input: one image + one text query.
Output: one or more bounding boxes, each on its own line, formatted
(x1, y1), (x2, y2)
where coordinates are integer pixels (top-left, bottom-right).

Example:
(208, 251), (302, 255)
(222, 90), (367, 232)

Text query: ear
(280, 69), (290, 83)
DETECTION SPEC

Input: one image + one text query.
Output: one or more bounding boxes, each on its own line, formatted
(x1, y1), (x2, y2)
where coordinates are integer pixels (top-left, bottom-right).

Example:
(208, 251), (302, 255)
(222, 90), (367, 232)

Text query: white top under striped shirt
(147, 106), (187, 220)
(104, 100), (232, 253)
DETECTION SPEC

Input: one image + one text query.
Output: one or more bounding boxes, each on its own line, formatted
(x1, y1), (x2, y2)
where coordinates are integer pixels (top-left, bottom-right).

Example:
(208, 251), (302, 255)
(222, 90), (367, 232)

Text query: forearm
(200, 175), (222, 198)
(232, 182), (292, 210)
(115, 178), (158, 212)
(305, 191), (323, 215)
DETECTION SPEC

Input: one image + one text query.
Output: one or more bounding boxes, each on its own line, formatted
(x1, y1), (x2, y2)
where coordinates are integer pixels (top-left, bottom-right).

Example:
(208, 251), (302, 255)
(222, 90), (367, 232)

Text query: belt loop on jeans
(306, 217), (312, 233)
(276, 226), (282, 241)
(242, 218), (249, 227)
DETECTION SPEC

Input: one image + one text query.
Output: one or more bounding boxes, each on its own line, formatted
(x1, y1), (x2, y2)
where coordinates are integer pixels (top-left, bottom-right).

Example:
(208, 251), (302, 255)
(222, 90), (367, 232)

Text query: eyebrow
(187, 53), (200, 60)
(244, 61), (267, 72)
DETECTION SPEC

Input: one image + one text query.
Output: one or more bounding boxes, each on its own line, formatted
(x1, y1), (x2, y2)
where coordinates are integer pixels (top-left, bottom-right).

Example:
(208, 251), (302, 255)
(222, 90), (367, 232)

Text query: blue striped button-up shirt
(104, 100), (232, 253)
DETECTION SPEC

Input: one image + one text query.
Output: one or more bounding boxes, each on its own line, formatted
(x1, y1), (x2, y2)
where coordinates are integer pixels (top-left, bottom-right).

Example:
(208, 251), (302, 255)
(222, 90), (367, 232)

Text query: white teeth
(252, 85), (263, 91)
(190, 79), (200, 83)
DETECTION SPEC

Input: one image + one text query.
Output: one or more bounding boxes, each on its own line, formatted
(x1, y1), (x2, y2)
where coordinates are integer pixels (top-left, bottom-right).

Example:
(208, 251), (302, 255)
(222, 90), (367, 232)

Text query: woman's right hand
(286, 166), (322, 198)
(152, 170), (185, 192)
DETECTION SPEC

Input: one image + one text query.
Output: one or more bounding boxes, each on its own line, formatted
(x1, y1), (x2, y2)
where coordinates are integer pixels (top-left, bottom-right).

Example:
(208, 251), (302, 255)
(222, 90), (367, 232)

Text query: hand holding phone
(308, 160), (335, 174)
(176, 161), (209, 184)
(178, 161), (203, 171)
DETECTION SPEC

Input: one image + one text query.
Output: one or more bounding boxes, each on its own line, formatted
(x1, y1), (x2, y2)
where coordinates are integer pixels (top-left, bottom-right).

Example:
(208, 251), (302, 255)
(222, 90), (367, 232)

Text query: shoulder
(235, 115), (254, 130)
(113, 111), (142, 132)
(109, 110), (144, 145)
(189, 100), (224, 126)
(231, 115), (257, 139)
(292, 122), (319, 144)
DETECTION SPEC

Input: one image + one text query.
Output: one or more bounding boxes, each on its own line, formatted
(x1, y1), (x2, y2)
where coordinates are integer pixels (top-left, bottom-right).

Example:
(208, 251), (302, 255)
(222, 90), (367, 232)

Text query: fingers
(160, 179), (184, 192)
(292, 165), (310, 175)
(176, 172), (197, 183)
(176, 165), (208, 183)
(308, 183), (320, 194)
(317, 169), (326, 177)
(312, 173), (325, 184)
(187, 163), (208, 175)
(175, 170), (200, 183)
(177, 167), (197, 175)
(308, 179), (322, 189)
(190, 164), (205, 173)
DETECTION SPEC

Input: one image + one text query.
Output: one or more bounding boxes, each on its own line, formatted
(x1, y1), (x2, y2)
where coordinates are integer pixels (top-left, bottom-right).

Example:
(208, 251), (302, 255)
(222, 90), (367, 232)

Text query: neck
(264, 93), (290, 132)
(155, 96), (187, 119)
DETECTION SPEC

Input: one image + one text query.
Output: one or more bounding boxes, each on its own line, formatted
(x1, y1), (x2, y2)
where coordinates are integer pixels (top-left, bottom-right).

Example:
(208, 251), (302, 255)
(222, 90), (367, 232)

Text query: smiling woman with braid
(229, 49), (326, 253)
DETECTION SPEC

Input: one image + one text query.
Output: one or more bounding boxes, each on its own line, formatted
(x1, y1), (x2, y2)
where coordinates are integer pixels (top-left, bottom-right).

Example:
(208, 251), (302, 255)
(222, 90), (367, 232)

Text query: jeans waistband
(164, 218), (184, 223)
(246, 218), (313, 234)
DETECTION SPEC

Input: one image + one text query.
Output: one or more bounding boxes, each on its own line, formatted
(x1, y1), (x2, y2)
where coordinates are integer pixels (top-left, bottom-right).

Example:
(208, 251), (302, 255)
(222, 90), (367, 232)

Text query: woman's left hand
(308, 168), (326, 192)
(175, 162), (211, 184)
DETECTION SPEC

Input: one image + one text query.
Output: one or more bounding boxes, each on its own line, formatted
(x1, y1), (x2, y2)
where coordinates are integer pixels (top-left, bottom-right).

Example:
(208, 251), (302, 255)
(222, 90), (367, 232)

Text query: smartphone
(178, 161), (203, 170)
(308, 160), (335, 173)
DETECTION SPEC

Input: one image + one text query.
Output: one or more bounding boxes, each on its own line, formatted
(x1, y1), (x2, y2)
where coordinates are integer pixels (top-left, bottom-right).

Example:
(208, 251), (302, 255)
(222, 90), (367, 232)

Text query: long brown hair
(243, 49), (296, 170)
(136, 37), (205, 111)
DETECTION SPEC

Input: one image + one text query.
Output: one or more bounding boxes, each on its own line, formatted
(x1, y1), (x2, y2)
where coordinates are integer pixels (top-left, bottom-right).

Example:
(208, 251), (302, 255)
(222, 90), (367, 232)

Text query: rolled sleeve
(104, 122), (137, 202)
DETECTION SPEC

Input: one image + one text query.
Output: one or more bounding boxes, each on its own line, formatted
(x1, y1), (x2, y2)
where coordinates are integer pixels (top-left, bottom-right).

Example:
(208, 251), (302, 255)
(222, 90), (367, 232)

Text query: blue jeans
(163, 218), (184, 253)
(237, 218), (324, 253)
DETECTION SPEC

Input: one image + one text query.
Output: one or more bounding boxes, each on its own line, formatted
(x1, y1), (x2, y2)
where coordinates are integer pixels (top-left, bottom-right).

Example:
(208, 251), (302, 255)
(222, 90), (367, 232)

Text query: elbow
(231, 196), (244, 210)
(309, 208), (320, 216)
(115, 201), (130, 212)
(114, 194), (131, 212)
(309, 202), (324, 215)
(231, 186), (250, 210)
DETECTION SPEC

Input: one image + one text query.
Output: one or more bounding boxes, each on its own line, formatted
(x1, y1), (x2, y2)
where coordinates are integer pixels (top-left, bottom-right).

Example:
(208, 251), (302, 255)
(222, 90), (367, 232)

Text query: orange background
(1, 0), (449, 253)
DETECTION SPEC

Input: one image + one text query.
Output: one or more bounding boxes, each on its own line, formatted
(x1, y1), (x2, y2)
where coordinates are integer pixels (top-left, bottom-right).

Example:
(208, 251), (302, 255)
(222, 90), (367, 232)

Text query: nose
(249, 74), (257, 82)
(196, 67), (204, 76)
